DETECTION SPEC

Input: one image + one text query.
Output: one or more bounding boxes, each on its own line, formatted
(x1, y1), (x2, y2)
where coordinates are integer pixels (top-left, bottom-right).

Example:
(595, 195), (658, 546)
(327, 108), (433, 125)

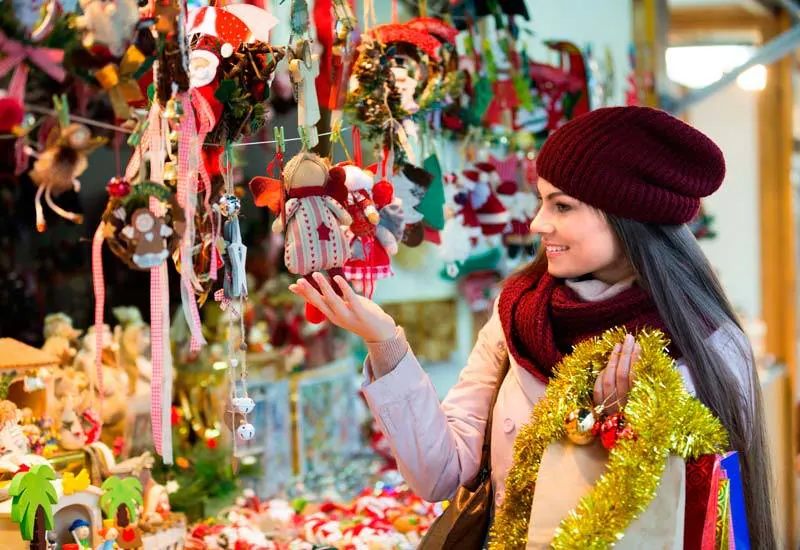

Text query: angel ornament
(289, 41), (321, 148)
(121, 209), (174, 269)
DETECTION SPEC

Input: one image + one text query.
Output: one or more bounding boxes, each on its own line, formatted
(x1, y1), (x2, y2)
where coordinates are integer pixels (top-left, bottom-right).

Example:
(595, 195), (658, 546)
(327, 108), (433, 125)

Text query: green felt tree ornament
(417, 155), (445, 231)
(9, 464), (59, 547)
(100, 476), (144, 528)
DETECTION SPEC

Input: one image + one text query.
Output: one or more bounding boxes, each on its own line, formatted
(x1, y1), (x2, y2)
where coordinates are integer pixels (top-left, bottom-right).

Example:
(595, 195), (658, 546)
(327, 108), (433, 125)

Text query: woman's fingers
(333, 275), (365, 313)
(593, 371), (604, 410)
(291, 278), (335, 319)
(595, 343), (620, 408)
(601, 343), (621, 412)
(312, 273), (350, 318)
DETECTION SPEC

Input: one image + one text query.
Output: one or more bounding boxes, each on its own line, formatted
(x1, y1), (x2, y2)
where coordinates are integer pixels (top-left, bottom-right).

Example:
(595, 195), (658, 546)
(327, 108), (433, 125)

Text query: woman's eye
(555, 203), (571, 213)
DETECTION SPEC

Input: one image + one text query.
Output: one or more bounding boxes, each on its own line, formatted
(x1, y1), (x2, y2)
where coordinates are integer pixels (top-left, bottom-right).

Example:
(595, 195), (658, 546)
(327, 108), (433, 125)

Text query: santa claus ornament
(496, 181), (537, 259)
(464, 162), (510, 238)
(271, 152), (352, 323)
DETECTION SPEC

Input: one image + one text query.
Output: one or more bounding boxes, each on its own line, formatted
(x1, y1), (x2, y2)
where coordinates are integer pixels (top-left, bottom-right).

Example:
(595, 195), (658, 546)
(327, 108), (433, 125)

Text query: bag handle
(468, 354), (510, 489)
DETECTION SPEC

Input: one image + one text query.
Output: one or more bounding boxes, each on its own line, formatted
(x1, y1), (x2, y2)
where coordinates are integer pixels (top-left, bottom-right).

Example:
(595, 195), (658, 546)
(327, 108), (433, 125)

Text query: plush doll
(272, 152), (352, 322)
(75, 0), (139, 57)
(340, 164), (397, 298)
(42, 313), (83, 366)
(30, 122), (104, 231)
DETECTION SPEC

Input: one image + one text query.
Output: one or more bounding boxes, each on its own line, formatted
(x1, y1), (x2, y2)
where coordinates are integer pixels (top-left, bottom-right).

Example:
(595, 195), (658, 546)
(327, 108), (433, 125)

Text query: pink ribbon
(9, 64), (28, 175)
(0, 31), (66, 83)
(149, 234), (165, 458)
(91, 225), (105, 420)
(177, 91), (206, 353)
(214, 289), (241, 319)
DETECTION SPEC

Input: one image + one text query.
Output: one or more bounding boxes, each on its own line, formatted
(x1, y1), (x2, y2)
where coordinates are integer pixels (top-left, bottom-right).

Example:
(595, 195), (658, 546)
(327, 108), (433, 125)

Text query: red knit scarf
(498, 267), (677, 382)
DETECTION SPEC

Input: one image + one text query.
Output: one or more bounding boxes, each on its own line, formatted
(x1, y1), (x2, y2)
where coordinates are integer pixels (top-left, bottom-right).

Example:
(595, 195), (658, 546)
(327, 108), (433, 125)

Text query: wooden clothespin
(52, 94), (70, 129)
(274, 126), (285, 155)
(298, 125), (309, 150)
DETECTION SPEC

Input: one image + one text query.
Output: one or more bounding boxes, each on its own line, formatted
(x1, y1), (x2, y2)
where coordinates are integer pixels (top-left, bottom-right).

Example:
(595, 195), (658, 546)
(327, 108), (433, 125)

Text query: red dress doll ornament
(272, 152), (352, 323)
(340, 164), (397, 299)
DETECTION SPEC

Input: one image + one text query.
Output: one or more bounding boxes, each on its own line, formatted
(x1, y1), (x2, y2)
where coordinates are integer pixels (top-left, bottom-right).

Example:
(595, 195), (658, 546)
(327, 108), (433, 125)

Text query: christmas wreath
(488, 328), (728, 549)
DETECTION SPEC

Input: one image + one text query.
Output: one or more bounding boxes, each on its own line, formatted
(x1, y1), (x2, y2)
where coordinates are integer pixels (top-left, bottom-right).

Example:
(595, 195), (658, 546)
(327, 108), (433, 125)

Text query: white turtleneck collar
(564, 276), (636, 302)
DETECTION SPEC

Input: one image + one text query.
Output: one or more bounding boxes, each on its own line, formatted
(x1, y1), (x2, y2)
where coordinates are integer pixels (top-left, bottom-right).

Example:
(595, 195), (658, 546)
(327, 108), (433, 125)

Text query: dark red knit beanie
(535, 106), (726, 225)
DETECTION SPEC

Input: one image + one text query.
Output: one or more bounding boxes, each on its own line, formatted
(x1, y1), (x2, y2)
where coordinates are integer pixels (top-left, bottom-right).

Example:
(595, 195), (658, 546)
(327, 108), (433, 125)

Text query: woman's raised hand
(289, 273), (398, 343)
(593, 333), (641, 414)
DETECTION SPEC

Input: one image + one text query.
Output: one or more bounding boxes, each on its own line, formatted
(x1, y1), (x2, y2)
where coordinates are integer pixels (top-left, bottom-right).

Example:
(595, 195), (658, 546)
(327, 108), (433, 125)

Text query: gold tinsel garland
(488, 328), (729, 549)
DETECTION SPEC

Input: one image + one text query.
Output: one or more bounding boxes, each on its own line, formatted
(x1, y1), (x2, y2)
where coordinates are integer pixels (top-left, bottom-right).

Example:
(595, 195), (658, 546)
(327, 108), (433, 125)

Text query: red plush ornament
(598, 412), (635, 450)
(0, 96), (24, 133)
(372, 179), (394, 209)
(326, 164), (350, 206)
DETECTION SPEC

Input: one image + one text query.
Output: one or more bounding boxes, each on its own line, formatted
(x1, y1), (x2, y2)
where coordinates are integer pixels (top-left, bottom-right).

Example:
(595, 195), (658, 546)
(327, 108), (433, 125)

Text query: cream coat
(361, 279), (753, 548)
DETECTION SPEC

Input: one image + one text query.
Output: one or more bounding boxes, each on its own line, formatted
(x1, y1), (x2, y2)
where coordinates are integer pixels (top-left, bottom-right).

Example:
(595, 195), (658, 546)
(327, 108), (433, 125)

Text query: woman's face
(531, 178), (632, 284)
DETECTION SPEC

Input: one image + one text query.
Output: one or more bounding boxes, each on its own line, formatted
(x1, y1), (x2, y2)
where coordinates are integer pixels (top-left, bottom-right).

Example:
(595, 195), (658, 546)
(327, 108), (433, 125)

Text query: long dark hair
(516, 216), (776, 546)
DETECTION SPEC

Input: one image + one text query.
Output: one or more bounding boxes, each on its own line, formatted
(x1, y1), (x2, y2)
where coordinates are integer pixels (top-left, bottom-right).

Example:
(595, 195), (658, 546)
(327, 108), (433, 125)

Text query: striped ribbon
(177, 90), (206, 353)
(91, 224), (105, 419)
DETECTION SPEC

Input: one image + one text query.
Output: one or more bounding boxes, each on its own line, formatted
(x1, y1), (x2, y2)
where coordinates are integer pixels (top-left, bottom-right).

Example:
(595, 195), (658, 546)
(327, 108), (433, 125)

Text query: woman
(289, 106), (775, 547)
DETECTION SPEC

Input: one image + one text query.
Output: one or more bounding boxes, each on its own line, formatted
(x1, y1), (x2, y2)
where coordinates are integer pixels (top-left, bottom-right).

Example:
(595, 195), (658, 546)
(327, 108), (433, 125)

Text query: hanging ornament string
(363, 0), (377, 31)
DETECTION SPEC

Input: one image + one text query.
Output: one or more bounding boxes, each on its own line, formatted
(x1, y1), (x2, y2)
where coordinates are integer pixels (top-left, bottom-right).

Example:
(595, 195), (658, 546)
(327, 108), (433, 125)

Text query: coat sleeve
(361, 301), (508, 502)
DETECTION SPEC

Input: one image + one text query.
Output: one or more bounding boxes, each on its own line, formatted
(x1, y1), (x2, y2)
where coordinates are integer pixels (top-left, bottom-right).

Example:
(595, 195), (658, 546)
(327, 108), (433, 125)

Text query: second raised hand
(288, 273), (398, 343)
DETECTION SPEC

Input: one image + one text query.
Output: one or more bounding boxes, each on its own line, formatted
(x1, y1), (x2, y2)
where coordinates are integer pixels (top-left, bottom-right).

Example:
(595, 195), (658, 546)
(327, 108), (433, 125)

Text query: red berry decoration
(372, 179), (394, 210)
(107, 177), (131, 198)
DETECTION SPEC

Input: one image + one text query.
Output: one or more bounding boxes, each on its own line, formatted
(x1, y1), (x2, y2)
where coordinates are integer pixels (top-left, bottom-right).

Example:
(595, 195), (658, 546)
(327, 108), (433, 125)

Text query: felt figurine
(272, 152), (352, 323)
(70, 519), (92, 549)
(30, 122), (104, 232)
(97, 520), (119, 550)
(496, 181), (537, 259)
(75, 0), (140, 57)
(113, 306), (150, 396)
(102, 181), (185, 271)
(42, 312), (83, 367)
(0, 400), (29, 456)
(120, 209), (174, 269)
(341, 164), (397, 298)
(58, 397), (88, 451)
(75, 326), (129, 432)
(289, 41), (321, 148)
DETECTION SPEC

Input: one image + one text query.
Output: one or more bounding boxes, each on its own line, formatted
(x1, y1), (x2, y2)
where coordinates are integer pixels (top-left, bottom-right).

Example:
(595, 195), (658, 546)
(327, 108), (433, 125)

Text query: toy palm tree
(100, 476), (143, 528)
(9, 464), (59, 550)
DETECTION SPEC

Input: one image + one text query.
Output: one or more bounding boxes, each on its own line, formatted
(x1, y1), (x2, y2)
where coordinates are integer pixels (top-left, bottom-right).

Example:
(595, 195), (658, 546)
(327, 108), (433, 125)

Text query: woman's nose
(530, 209), (553, 235)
